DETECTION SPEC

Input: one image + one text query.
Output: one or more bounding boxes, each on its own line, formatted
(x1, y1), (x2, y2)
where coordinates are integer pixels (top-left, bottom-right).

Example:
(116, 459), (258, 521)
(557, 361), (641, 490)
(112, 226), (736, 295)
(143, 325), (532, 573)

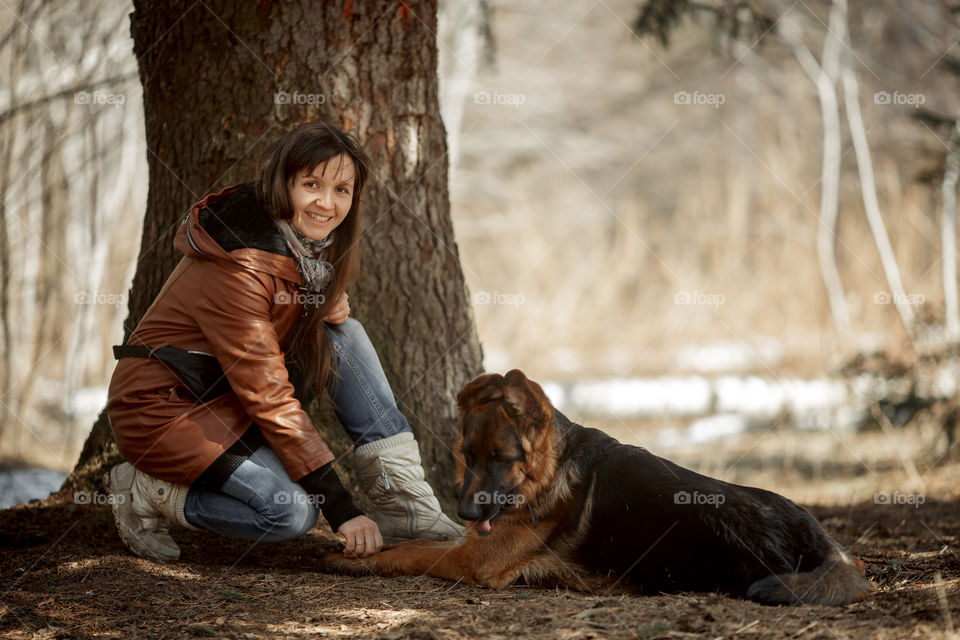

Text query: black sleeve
(298, 462), (363, 532)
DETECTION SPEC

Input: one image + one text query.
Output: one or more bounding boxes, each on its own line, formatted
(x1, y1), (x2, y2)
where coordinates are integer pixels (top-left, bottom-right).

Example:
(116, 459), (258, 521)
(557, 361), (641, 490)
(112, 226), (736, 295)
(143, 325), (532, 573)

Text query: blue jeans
(183, 318), (413, 540)
(182, 444), (320, 541)
(327, 318), (413, 447)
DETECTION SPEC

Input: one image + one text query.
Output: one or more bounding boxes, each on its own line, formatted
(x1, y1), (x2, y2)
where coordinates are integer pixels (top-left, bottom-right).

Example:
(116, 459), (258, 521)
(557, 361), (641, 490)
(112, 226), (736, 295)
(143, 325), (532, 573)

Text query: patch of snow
(933, 363), (960, 398)
(712, 376), (849, 421)
(687, 413), (749, 444)
(69, 386), (108, 416)
(567, 377), (712, 418)
(0, 468), (67, 509)
(540, 381), (566, 409)
(546, 374), (865, 447)
(713, 375), (784, 418)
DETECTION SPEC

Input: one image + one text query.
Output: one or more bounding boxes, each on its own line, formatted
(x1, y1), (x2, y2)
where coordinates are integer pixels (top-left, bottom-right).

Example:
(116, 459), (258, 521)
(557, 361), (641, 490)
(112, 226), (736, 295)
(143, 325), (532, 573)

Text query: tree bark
(67, 0), (483, 507)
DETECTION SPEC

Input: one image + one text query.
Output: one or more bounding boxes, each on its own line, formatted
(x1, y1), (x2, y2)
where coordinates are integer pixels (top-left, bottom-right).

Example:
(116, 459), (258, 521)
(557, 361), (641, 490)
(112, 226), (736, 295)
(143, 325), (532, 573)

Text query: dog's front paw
(320, 552), (375, 577)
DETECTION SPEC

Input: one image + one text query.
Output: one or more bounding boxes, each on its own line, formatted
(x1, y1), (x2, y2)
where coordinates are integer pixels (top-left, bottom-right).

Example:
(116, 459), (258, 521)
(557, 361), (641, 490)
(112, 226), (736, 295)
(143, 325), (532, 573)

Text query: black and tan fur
(325, 370), (874, 605)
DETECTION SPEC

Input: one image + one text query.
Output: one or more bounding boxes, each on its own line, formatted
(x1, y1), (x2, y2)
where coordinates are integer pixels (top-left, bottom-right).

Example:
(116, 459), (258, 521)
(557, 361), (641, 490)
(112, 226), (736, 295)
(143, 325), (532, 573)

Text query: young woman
(105, 120), (462, 563)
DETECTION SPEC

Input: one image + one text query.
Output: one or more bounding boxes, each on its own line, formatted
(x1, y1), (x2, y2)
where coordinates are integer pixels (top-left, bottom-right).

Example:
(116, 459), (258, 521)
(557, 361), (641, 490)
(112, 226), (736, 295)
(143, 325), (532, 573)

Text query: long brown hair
(255, 120), (371, 402)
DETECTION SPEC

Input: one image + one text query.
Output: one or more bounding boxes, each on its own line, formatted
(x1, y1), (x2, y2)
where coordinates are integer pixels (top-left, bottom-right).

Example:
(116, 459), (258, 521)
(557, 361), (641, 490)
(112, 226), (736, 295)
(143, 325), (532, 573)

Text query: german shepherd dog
(326, 370), (873, 605)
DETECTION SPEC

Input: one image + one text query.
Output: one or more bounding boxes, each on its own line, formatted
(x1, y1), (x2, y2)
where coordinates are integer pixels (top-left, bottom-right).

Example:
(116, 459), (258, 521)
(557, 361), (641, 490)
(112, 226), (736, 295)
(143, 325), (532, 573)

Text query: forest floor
(2, 421), (960, 640)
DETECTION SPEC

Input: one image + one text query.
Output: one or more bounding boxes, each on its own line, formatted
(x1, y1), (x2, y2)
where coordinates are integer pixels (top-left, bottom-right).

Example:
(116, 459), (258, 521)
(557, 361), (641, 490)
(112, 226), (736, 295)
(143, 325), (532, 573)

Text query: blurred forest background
(1, 0), (959, 509)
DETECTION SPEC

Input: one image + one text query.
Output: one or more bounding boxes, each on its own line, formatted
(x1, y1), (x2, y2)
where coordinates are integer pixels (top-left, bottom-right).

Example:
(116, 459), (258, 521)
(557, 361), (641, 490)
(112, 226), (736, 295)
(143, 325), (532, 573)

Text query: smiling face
(288, 154), (356, 241)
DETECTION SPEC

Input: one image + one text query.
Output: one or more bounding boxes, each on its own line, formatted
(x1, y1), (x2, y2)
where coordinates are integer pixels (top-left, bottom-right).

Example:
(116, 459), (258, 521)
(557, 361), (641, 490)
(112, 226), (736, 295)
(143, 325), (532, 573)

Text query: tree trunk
(781, 4), (850, 338)
(67, 0), (483, 507)
(942, 119), (960, 343)
(836, 0), (916, 343)
(438, 0), (486, 186)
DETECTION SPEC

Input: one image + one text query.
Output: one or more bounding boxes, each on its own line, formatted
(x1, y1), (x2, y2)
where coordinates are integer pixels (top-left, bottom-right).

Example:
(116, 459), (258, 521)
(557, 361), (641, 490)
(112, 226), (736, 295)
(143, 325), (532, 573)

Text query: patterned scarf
(275, 219), (335, 297)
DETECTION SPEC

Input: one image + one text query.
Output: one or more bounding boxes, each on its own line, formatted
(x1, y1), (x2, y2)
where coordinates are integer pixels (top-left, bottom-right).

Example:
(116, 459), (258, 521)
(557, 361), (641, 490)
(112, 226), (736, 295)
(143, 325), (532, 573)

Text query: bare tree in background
(832, 0), (917, 340)
(0, 1), (142, 464)
(632, 0), (960, 351)
(942, 119), (960, 342)
(67, 0), (483, 503)
(438, 0), (492, 186)
(778, 3), (850, 338)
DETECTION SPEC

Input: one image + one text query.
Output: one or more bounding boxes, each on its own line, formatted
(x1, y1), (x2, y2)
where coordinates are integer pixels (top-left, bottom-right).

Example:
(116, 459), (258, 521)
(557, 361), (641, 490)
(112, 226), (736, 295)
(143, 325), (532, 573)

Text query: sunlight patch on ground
(140, 562), (206, 581)
(262, 608), (417, 637)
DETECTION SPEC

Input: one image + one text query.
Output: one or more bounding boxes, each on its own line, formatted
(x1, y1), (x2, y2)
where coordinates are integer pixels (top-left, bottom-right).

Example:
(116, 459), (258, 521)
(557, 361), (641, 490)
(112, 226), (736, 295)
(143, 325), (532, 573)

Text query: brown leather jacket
(106, 184), (335, 486)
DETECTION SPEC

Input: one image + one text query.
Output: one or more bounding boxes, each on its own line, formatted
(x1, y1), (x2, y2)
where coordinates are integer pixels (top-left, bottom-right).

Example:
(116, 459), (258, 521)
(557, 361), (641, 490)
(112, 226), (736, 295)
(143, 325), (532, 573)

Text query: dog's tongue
(473, 519), (491, 535)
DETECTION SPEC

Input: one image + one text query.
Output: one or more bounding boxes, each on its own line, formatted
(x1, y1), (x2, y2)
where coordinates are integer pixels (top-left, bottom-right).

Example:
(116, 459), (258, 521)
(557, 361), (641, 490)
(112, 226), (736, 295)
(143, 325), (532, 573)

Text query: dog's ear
(456, 373), (505, 412)
(502, 369), (553, 427)
(502, 369), (530, 414)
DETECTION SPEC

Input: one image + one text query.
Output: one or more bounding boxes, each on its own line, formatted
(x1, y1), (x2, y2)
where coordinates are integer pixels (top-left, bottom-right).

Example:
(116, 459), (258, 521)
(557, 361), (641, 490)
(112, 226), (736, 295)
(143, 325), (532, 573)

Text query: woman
(105, 120), (463, 563)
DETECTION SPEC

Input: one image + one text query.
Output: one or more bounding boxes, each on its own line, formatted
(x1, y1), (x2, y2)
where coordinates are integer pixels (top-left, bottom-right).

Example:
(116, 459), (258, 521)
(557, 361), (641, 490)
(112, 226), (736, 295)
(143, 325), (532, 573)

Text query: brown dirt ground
(1, 476), (959, 640)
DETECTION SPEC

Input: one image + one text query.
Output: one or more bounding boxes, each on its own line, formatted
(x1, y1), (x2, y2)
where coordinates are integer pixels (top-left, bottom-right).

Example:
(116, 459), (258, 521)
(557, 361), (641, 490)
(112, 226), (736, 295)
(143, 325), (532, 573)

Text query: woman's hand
(338, 515), (383, 558)
(323, 291), (350, 324)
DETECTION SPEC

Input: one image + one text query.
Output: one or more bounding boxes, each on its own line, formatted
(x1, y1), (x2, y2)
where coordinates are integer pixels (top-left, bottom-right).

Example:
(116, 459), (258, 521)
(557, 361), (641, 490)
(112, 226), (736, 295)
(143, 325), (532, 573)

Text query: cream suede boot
(106, 462), (198, 562)
(354, 432), (465, 542)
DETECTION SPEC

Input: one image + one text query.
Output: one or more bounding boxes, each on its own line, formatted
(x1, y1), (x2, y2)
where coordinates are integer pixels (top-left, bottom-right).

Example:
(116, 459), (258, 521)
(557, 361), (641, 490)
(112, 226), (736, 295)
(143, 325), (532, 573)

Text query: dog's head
(454, 369), (557, 535)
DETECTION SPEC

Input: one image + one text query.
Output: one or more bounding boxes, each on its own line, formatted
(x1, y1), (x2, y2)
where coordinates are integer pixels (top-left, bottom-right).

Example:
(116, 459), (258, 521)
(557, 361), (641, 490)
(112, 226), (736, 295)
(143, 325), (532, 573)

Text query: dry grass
(451, 0), (950, 382)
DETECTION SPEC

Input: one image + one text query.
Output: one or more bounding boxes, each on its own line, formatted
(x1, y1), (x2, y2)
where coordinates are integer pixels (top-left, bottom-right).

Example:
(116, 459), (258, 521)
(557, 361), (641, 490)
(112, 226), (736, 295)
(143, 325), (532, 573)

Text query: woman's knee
(257, 488), (320, 541)
(326, 317), (367, 348)
(327, 318), (381, 366)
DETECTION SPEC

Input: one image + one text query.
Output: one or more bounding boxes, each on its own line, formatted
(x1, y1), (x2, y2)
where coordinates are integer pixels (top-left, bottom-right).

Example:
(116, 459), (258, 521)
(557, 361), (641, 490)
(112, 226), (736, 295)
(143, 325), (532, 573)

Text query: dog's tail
(746, 544), (874, 606)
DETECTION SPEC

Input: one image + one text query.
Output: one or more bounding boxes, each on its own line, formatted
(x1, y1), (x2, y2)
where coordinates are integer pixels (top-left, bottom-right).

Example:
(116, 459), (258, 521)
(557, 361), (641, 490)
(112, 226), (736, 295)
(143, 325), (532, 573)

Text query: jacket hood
(174, 183), (303, 285)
